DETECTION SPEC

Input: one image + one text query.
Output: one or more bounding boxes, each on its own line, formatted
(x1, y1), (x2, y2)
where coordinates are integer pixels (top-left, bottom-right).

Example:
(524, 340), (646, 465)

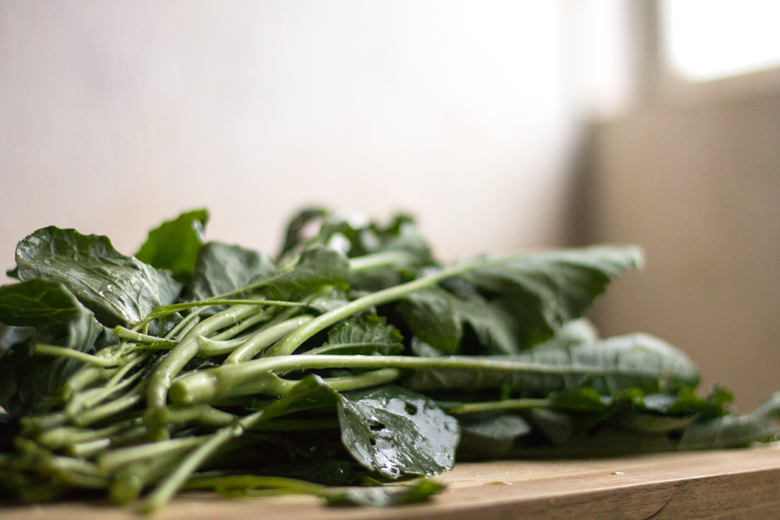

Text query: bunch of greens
(1, 208), (778, 512)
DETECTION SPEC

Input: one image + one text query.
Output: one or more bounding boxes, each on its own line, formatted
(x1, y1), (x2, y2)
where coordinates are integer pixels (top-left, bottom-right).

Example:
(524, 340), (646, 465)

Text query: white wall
(0, 1), (579, 270)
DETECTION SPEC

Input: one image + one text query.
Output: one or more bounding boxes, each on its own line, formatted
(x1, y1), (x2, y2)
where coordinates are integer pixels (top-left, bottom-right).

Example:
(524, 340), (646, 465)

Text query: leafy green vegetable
(0, 280), (88, 337)
(135, 209), (209, 284)
(14, 227), (181, 328)
(0, 206), (775, 514)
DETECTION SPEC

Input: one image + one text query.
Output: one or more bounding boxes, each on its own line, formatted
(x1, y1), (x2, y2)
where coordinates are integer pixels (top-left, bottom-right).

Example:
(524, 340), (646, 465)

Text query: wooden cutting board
(3, 445), (780, 520)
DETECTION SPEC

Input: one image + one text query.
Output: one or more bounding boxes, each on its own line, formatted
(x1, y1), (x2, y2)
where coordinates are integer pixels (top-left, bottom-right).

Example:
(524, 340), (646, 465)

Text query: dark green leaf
(374, 215), (433, 265)
(310, 314), (403, 356)
(457, 413), (532, 457)
(0, 282), (112, 415)
(260, 247), (350, 300)
(337, 386), (459, 479)
(397, 288), (461, 355)
(278, 208), (433, 267)
(0, 280), (84, 336)
(450, 290), (519, 355)
(277, 207), (329, 261)
(526, 408), (573, 444)
(308, 288), (350, 314)
(551, 387), (609, 413)
(679, 392), (780, 449)
(191, 242), (275, 301)
(403, 333), (700, 397)
(460, 246), (642, 347)
(135, 209), (209, 284)
(14, 227), (181, 327)
(322, 479), (445, 507)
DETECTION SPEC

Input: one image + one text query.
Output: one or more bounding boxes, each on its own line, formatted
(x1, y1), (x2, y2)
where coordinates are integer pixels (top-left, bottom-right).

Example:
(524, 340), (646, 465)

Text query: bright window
(660, 0), (780, 82)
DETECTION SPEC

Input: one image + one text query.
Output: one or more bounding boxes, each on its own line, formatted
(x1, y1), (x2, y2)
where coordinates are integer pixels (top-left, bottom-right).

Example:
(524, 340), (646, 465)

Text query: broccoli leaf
(337, 385), (459, 479)
(260, 247), (350, 300)
(460, 246), (643, 347)
(0, 281), (112, 414)
(135, 209), (209, 285)
(14, 227), (181, 328)
(191, 242), (275, 301)
(403, 333), (700, 396)
(397, 288), (462, 355)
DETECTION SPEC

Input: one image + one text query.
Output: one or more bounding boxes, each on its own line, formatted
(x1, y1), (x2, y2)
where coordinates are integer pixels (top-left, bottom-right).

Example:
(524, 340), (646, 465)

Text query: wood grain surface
(3, 445), (780, 520)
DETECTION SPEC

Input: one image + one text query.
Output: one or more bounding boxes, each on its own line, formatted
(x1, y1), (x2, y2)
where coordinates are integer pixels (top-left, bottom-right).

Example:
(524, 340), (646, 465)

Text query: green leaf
(456, 413), (532, 458)
(0, 280), (85, 336)
(679, 392), (780, 449)
(309, 314), (403, 356)
(337, 386), (459, 479)
(526, 408), (573, 444)
(261, 247), (350, 301)
(278, 208), (433, 267)
(449, 290), (520, 355)
(373, 214), (433, 265)
(277, 207), (329, 261)
(322, 479), (445, 507)
(0, 281), (111, 415)
(259, 375), (341, 420)
(14, 227), (182, 328)
(460, 246), (643, 347)
(403, 333), (700, 397)
(191, 242), (275, 301)
(551, 387), (610, 413)
(397, 287), (462, 355)
(135, 209), (209, 284)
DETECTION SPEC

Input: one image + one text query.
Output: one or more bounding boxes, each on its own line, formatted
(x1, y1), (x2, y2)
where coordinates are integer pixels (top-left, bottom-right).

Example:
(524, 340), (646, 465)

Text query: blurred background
(1, 0), (778, 410)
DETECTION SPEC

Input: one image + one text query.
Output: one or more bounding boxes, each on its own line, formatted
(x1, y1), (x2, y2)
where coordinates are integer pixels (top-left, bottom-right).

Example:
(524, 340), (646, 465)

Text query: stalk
(445, 398), (551, 415)
(224, 315), (315, 364)
(170, 353), (673, 406)
(146, 304), (260, 413)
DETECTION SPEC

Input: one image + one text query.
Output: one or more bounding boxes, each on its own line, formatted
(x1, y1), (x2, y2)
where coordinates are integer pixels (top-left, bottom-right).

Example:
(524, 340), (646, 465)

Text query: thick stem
(171, 353), (669, 406)
(146, 305), (260, 412)
(445, 398), (551, 415)
(224, 315), (315, 364)
(136, 411), (266, 513)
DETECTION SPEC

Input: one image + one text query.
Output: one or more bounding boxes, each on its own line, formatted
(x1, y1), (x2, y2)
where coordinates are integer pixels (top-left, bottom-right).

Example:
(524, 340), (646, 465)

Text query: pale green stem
(75, 387), (144, 427)
(445, 398), (551, 415)
(135, 412), (263, 513)
(34, 344), (123, 367)
(224, 315), (315, 364)
(99, 436), (205, 474)
(146, 304), (261, 412)
(171, 353), (665, 406)
(210, 307), (274, 341)
(113, 327), (176, 347)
